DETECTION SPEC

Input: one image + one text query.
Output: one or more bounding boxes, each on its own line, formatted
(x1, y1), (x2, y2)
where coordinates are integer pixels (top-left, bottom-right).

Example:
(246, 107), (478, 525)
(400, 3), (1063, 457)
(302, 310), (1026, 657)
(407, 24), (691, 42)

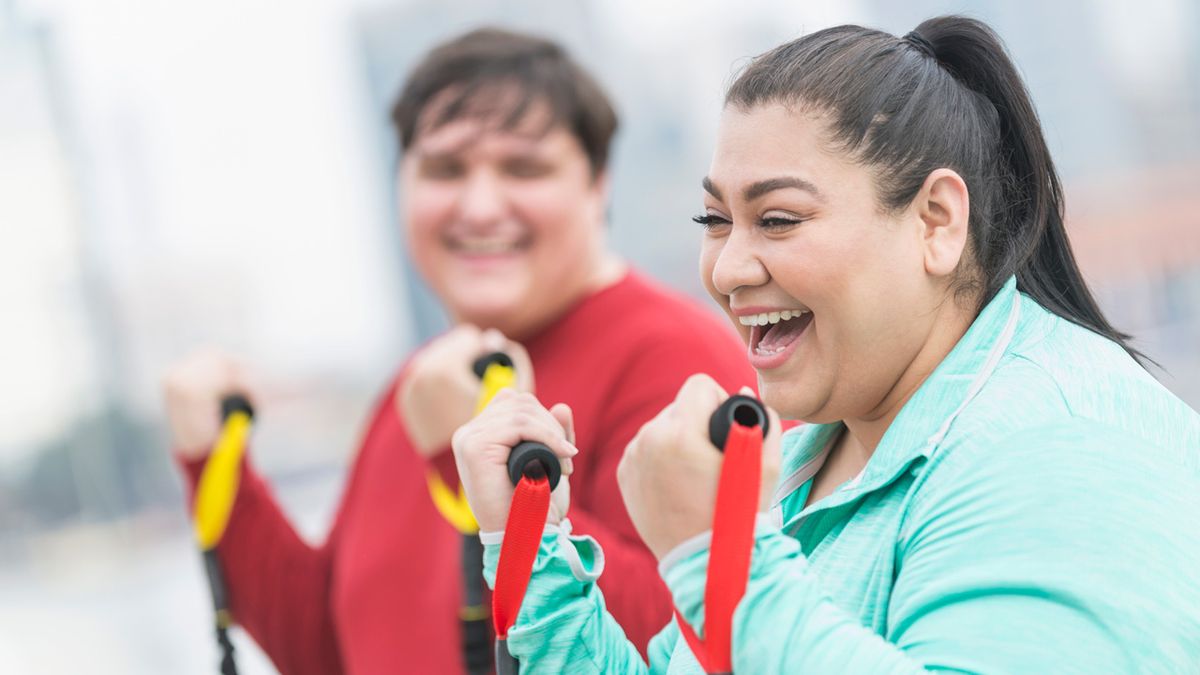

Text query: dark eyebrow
(744, 176), (823, 203)
(701, 176), (723, 200)
(702, 175), (823, 203)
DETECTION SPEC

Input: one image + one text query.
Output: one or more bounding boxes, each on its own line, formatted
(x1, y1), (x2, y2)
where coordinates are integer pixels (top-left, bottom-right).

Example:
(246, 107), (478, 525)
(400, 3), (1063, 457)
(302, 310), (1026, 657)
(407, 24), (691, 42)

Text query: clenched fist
(162, 349), (253, 460)
(451, 390), (576, 533)
(617, 375), (781, 560)
(397, 326), (534, 458)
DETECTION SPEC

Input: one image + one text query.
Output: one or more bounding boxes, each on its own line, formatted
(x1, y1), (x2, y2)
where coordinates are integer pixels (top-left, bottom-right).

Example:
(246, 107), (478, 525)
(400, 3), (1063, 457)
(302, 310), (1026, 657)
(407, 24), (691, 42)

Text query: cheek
(698, 240), (721, 300)
(403, 182), (455, 249)
(815, 231), (928, 399)
(838, 230), (925, 333)
(514, 180), (599, 250)
(699, 241), (746, 341)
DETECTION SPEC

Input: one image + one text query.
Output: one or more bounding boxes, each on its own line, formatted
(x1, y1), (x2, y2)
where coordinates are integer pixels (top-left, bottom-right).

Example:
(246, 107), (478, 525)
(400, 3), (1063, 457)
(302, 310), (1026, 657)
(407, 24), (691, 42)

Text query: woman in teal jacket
(452, 16), (1200, 673)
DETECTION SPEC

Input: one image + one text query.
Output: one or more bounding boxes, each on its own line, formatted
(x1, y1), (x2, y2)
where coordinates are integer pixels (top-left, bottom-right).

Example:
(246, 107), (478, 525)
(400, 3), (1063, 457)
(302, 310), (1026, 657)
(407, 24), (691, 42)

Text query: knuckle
(642, 421), (670, 451)
(682, 372), (711, 391)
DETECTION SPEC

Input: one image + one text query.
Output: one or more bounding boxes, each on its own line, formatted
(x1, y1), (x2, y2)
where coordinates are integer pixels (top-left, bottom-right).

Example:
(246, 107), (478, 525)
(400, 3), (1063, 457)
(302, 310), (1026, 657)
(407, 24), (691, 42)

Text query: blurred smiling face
(400, 96), (609, 338)
(699, 104), (942, 423)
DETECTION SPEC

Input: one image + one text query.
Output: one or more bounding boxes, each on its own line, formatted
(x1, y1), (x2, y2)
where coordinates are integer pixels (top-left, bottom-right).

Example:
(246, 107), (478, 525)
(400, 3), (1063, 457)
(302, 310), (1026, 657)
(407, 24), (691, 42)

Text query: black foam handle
(495, 638), (518, 675)
(506, 441), (561, 490)
(220, 394), (254, 423)
(473, 352), (515, 380)
(203, 548), (230, 613)
(708, 394), (769, 450)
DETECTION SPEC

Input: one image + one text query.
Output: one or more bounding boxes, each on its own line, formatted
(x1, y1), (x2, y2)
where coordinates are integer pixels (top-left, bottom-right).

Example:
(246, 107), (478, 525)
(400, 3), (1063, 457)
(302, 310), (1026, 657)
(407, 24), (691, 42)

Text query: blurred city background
(1, 0), (1197, 672)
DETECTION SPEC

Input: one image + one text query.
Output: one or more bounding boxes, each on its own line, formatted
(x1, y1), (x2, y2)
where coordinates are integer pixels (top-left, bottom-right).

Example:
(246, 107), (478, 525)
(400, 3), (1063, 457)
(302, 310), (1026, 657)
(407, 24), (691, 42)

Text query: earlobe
(919, 169), (971, 277)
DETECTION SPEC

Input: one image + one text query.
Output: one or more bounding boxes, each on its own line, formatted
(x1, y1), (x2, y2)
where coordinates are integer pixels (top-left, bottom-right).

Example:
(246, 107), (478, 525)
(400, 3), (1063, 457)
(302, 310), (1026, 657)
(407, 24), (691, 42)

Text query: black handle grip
(506, 441), (561, 490)
(708, 394), (769, 450)
(473, 352), (514, 380)
(495, 638), (518, 675)
(220, 394), (254, 423)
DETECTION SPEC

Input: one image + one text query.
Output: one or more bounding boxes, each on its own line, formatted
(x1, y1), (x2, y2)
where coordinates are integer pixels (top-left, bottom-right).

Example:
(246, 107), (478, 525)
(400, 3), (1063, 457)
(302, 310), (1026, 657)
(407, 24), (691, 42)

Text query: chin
(759, 375), (830, 424)
(447, 284), (524, 316)
(455, 302), (520, 329)
(758, 380), (799, 419)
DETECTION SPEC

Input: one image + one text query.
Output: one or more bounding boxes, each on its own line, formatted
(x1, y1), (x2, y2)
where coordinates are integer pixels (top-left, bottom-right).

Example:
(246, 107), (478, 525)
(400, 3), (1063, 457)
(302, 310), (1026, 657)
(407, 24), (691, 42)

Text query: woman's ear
(916, 168), (971, 277)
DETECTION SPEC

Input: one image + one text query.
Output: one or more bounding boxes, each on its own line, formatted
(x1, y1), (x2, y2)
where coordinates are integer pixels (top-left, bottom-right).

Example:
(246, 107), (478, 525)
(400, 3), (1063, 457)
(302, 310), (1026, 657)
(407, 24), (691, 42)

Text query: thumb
(480, 328), (507, 354)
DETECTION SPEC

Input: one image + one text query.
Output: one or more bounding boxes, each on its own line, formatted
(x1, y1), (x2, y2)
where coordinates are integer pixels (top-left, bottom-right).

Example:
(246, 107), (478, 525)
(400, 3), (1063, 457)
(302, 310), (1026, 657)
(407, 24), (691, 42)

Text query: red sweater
(180, 271), (756, 675)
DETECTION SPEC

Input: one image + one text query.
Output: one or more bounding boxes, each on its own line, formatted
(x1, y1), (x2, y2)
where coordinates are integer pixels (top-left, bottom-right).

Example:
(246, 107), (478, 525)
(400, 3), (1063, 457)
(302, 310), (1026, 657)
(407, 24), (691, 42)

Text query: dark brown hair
(727, 16), (1143, 363)
(390, 28), (618, 176)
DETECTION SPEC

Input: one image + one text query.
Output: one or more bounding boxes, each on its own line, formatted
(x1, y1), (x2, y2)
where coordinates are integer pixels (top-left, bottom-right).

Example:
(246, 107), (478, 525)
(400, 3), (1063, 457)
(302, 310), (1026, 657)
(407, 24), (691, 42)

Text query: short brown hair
(390, 28), (619, 175)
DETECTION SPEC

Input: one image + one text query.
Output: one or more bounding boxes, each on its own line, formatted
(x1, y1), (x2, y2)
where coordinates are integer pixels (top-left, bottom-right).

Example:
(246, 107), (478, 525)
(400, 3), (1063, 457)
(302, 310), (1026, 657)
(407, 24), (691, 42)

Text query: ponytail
(911, 17), (1142, 362)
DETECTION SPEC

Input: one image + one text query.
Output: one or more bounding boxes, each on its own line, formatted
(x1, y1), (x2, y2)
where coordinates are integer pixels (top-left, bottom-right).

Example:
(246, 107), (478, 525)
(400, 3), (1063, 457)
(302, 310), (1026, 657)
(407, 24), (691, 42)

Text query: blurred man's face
(400, 102), (609, 339)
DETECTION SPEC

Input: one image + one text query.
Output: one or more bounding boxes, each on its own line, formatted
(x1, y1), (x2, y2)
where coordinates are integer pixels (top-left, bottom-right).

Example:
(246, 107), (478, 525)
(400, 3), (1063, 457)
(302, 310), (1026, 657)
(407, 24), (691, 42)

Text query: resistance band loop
(492, 440), (560, 675)
(491, 474), (552, 640)
(427, 361), (516, 534)
(195, 410), (251, 550)
(676, 420), (763, 675)
(194, 395), (254, 675)
(422, 354), (518, 674)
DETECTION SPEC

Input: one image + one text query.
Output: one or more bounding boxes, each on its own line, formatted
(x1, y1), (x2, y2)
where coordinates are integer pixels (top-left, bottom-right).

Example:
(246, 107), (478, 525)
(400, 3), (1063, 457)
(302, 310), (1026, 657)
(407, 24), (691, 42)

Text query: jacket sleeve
(175, 381), (403, 675)
(179, 456), (345, 675)
(481, 524), (665, 674)
(667, 423), (1155, 673)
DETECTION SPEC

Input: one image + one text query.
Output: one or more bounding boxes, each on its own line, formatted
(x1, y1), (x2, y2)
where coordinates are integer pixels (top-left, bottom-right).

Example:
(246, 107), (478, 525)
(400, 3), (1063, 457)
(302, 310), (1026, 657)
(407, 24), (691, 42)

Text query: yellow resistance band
(194, 410), (252, 550)
(426, 361), (517, 534)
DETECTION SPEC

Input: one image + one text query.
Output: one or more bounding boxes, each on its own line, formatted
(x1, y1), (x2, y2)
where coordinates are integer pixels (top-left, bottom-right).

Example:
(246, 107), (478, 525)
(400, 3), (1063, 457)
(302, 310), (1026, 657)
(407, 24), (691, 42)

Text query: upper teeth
(739, 309), (809, 326)
(458, 239), (518, 254)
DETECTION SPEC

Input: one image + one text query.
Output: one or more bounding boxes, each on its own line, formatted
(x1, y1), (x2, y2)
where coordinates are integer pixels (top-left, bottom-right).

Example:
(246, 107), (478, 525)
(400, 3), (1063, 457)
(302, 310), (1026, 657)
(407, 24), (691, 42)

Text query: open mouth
(744, 309), (813, 358)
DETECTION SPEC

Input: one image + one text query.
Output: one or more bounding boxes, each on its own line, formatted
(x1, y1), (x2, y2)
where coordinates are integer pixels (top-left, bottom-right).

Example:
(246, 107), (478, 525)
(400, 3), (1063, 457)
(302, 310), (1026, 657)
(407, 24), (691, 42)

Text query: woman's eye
(691, 214), (731, 231)
(758, 216), (803, 231)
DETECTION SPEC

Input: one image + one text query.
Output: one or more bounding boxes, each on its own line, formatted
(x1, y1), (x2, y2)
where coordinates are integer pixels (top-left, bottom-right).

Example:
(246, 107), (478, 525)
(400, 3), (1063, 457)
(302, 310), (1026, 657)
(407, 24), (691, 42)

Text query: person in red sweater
(163, 28), (755, 675)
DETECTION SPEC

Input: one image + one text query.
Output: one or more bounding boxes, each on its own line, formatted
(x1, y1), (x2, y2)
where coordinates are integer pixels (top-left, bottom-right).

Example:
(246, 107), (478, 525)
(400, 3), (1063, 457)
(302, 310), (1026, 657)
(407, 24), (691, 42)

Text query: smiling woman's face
(699, 104), (948, 423)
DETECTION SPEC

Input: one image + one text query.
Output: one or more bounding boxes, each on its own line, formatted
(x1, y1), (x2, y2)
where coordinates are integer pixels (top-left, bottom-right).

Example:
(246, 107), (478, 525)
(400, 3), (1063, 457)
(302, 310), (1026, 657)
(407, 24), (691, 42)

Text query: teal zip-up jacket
(481, 277), (1200, 673)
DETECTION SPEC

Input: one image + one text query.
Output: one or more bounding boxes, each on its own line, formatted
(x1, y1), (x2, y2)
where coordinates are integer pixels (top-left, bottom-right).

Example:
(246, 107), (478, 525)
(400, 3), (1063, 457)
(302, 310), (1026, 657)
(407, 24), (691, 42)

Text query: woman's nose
(711, 226), (769, 295)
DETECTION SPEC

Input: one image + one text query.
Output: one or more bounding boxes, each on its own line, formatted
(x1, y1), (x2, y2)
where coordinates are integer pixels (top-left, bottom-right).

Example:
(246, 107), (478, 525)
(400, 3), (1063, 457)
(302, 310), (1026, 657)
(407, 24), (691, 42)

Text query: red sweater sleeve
(179, 455), (344, 675)
(566, 337), (756, 657)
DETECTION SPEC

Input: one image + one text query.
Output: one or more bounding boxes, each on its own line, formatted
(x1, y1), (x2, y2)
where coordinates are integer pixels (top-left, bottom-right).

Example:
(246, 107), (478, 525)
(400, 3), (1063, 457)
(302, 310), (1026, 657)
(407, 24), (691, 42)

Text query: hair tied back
(903, 31), (937, 60)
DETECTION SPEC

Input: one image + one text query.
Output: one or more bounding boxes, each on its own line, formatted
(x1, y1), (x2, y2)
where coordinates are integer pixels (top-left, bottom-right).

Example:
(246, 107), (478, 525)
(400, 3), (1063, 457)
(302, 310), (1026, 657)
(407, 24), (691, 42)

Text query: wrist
(172, 444), (211, 462)
(401, 416), (452, 458)
(415, 439), (451, 458)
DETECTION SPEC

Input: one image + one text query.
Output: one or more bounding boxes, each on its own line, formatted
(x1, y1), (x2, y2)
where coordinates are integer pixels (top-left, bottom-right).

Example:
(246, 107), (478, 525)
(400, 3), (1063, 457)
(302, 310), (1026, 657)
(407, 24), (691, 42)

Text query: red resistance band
(492, 475), (552, 643)
(676, 421), (763, 674)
